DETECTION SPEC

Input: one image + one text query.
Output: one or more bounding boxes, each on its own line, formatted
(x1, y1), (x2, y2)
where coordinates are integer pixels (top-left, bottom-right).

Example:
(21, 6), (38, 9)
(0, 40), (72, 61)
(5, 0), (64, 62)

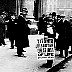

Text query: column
(16, 0), (21, 16)
(38, 0), (47, 19)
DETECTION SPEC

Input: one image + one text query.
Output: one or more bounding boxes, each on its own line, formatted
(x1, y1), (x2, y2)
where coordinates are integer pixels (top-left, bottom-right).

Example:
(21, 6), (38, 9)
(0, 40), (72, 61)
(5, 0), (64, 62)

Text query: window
(49, 5), (52, 12)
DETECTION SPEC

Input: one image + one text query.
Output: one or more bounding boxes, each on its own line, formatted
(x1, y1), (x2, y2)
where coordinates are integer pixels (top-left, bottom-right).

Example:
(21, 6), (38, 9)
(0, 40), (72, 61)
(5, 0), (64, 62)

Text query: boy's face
(22, 10), (27, 14)
(22, 11), (27, 17)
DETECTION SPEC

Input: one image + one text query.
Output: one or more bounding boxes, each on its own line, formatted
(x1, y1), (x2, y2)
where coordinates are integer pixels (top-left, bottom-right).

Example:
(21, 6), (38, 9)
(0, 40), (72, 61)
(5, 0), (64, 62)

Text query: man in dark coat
(38, 14), (46, 34)
(7, 18), (16, 49)
(68, 20), (72, 54)
(62, 20), (70, 57)
(0, 16), (6, 46)
(55, 19), (63, 51)
(57, 19), (70, 57)
(15, 8), (30, 57)
(56, 19), (64, 57)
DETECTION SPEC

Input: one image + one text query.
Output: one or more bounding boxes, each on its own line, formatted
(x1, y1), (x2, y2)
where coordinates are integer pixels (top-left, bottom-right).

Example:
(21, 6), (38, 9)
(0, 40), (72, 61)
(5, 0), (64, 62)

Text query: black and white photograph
(0, 0), (72, 72)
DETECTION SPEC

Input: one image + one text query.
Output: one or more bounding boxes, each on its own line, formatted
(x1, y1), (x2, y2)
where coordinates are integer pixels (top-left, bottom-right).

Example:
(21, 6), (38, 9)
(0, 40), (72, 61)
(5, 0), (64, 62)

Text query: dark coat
(68, 21), (72, 45)
(38, 17), (46, 33)
(15, 16), (30, 48)
(0, 23), (5, 43)
(7, 19), (16, 40)
(57, 20), (70, 50)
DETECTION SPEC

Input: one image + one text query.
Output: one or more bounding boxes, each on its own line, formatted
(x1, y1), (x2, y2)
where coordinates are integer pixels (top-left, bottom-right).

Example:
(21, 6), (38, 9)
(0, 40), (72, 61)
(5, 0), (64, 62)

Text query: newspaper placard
(36, 37), (55, 60)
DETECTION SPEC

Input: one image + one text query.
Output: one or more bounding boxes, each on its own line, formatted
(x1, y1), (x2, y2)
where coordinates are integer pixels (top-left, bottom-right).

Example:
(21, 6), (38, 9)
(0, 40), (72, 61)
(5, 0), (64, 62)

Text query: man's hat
(21, 8), (28, 15)
(42, 14), (45, 17)
(22, 8), (28, 13)
(52, 12), (56, 16)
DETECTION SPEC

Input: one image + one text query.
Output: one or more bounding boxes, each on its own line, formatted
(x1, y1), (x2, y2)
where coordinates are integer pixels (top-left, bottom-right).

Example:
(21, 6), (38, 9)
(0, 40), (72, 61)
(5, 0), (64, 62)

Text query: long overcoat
(15, 16), (30, 48)
(57, 20), (70, 50)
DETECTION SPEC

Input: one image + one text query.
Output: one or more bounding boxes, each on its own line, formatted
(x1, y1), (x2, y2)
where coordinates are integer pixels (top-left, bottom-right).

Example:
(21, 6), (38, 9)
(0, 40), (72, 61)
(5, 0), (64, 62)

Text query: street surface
(0, 35), (66, 72)
(57, 56), (72, 72)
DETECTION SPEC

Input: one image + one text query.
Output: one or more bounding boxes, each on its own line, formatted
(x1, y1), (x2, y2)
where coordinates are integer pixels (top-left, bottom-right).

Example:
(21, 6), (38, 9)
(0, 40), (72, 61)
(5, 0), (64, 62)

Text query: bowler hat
(22, 8), (28, 13)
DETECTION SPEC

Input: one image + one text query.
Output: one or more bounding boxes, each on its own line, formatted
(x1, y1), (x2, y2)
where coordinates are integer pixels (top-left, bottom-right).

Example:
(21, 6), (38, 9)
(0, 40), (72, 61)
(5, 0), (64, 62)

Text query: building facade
(46, 0), (57, 14)
(22, 0), (35, 18)
(57, 0), (72, 16)
(16, 0), (35, 18)
(16, 0), (72, 19)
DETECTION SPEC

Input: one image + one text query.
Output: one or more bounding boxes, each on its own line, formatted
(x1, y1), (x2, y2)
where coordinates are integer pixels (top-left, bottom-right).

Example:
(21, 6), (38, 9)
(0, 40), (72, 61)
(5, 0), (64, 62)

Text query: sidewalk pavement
(3, 38), (70, 72)
(0, 37), (70, 72)
(46, 50), (72, 72)
(28, 35), (66, 70)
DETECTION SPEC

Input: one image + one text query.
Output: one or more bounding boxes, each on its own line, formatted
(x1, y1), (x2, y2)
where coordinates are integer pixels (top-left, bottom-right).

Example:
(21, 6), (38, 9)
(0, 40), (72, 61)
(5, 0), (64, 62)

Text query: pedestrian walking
(15, 8), (30, 57)
(7, 17), (16, 49)
(0, 15), (6, 46)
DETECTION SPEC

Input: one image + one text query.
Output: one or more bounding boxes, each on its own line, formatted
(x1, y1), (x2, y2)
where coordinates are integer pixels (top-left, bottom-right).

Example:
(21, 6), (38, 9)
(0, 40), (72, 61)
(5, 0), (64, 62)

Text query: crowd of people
(38, 12), (72, 58)
(0, 8), (72, 60)
(0, 8), (72, 68)
(0, 8), (30, 57)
